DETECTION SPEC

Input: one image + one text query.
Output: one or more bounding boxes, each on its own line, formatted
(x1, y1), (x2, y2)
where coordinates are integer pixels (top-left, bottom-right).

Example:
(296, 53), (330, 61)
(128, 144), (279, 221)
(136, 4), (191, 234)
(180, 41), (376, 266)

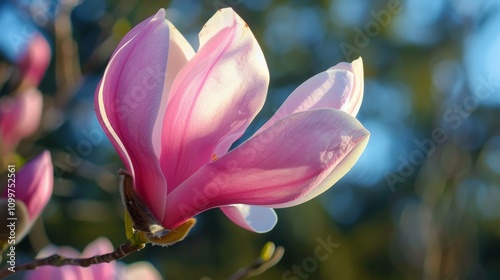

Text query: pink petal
(335, 57), (364, 116)
(18, 34), (51, 88)
(0, 88), (43, 151)
(257, 57), (364, 134)
(159, 8), (269, 191)
(95, 9), (170, 221)
(229, 58), (364, 226)
(2, 151), (53, 220)
(220, 205), (277, 233)
(151, 20), (195, 155)
(222, 58), (365, 231)
(163, 20), (195, 103)
(82, 238), (115, 280)
(123, 261), (163, 280)
(163, 109), (369, 228)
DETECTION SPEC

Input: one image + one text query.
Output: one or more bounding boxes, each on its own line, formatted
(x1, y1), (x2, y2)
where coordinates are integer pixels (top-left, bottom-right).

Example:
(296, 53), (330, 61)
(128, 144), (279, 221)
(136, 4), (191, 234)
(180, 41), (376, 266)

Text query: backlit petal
(123, 262), (163, 280)
(2, 151), (53, 220)
(82, 238), (115, 280)
(151, 20), (195, 155)
(160, 8), (269, 191)
(163, 109), (369, 228)
(95, 9), (169, 220)
(220, 204), (277, 233)
(257, 57), (364, 134)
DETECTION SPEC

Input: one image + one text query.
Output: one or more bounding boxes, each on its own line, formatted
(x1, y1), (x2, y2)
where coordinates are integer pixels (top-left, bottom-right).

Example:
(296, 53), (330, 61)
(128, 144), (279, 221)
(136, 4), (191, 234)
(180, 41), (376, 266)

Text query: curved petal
(95, 9), (169, 221)
(335, 57), (364, 116)
(231, 58), (364, 223)
(151, 20), (195, 155)
(163, 109), (369, 228)
(220, 204), (277, 233)
(82, 238), (115, 280)
(160, 8), (269, 191)
(257, 57), (364, 134)
(0, 88), (43, 151)
(2, 151), (53, 220)
(164, 20), (195, 103)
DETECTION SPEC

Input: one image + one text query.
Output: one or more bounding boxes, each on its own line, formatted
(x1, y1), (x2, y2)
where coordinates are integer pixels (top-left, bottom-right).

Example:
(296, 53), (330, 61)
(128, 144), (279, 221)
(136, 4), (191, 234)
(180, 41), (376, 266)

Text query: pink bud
(0, 88), (43, 152)
(18, 34), (51, 88)
(1, 151), (53, 242)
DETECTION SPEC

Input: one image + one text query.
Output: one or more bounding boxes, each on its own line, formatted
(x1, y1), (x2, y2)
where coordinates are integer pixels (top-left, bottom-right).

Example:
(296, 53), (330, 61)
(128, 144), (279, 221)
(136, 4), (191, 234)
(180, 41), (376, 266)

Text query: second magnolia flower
(96, 8), (369, 233)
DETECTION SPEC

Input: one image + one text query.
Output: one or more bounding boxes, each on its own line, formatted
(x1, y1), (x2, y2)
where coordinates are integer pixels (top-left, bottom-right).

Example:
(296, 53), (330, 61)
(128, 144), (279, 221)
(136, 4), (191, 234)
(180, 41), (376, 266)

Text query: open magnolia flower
(96, 8), (369, 233)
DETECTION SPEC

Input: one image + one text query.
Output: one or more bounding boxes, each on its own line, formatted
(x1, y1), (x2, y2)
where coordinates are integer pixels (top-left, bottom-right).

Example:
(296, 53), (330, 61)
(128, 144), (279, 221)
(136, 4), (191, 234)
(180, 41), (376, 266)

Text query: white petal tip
(221, 205), (278, 233)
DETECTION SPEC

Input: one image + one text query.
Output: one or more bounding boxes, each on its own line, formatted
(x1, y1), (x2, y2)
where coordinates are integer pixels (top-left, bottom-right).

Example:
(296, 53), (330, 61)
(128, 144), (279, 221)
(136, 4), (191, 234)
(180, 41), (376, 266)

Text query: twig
(0, 241), (144, 279)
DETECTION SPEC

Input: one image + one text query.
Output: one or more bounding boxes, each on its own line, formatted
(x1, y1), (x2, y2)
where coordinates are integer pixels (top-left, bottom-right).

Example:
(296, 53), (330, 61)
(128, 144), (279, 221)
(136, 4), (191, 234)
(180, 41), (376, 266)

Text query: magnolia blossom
(0, 88), (43, 152)
(0, 1), (51, 90)
(0, 151), (53, 243)
(25, 237), (162, 280)
(96, 8), (369, 233)
(17, 34), (51, 89)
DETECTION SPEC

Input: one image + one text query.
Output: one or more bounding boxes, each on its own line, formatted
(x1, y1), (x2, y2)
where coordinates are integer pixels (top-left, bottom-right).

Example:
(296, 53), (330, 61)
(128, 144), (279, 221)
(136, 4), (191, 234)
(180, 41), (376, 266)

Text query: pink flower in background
(18, 34), (51, 89)
(1, 151), (53, 242)
(96, 8), (369, 233)
(25, 237), (162, 280)
(0, 88), (43, 152)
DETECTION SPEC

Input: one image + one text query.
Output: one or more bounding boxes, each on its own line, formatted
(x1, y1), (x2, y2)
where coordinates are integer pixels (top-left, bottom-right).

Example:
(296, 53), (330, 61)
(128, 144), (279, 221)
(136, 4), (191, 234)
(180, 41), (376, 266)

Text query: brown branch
(0, 241), (144, 279)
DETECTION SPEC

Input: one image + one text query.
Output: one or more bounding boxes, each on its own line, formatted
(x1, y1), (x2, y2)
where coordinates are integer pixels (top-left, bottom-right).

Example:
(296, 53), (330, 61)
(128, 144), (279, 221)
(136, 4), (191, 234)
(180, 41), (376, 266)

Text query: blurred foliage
(1, 0), (500, 279)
